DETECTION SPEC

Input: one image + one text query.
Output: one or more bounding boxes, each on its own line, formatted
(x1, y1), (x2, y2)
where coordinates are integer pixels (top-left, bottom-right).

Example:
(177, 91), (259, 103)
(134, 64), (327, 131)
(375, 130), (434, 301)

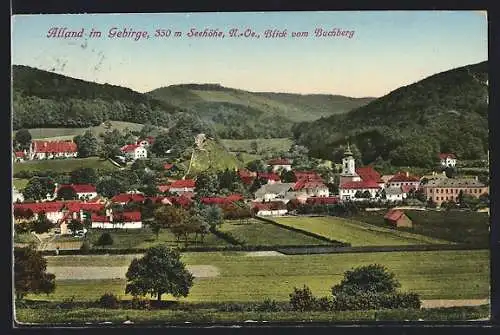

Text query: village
(12, 134), (489, 245)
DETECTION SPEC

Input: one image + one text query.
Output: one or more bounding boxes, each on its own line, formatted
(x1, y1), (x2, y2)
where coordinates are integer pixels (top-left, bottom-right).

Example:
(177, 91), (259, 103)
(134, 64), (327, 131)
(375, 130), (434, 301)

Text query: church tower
(339, 143), (361, 185)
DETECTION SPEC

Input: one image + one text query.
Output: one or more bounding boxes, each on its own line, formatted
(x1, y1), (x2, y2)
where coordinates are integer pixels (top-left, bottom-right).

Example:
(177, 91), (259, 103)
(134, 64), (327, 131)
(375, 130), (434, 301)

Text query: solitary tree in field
(14, 245), (56, 300)
(14, 129), (32, 150)
(125, 245), (194, 302)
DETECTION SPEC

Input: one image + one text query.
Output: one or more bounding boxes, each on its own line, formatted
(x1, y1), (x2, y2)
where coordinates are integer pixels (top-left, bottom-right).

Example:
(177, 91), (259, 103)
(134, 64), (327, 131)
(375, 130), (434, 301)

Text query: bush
(289, 285), (317, 312)
(130, 296), (151, 310)
(58, 296), (76, 310)
(80, 241), (91, 254)
(332, 291), (421, 311)
(256, 298), (282, 312)
(315, 296), (334, 311)
(96, 232), (114, 246)
(332, 264), (401, 296)
(98, 293), (119, 309)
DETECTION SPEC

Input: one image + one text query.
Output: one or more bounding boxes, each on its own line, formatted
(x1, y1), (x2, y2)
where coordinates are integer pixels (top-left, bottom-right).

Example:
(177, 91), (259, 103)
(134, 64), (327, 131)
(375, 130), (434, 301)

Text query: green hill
(147, 84), (375, 139)
(12, 65), (180, 130)
(184, 139), (244, 176)
(294, 61), (488, 168)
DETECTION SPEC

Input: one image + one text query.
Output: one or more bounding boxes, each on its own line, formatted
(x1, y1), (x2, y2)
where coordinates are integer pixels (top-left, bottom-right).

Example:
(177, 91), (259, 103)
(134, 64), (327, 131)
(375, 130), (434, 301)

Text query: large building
(339, 144), (362, 185)
(20, 140), (78, 160)
(421, 178), (488, 206)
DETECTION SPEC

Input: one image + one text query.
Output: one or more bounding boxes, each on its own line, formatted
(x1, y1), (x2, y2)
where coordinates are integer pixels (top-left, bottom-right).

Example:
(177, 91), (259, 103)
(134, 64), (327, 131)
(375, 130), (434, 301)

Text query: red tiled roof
(384, 209), (404, 222)
(306, 197), (339, 205)
(111, 193), (146, 203)
(65, 202), (104, 213)
(15, 151), (25, 158)
(201, 194), (244, 205)
(58, 184), (96, 193)
(268, 158), (291, 165)
(169, 179), (196, 189)
(121, 144), (141, 152)
(257, 172), (281, 181)
(388, 172), (420, 183)
(293, 171), (322, 180)
(439, 153), (456, 159)
(293, 180), (327, 191)
(14, 201), (66, 214)
(91, 211), (142, 223)
(32, 140), (77, 153)
(340, 180), (381, 189)
(226, 194), (244, 201)
(355, 166), (382, 183)
(167, 196), (193, 207)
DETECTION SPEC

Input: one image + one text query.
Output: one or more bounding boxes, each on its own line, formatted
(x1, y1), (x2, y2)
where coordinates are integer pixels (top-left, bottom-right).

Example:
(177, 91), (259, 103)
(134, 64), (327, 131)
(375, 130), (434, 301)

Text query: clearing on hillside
(13, 157), (118, 173)
(273, 216), (453, 246)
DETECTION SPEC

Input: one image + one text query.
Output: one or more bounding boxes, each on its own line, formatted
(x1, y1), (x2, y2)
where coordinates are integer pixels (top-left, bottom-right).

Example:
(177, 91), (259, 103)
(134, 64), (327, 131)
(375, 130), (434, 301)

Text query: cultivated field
(273, 217), (452, 247)
(13, 121), (146, 140)
(13, 157), (118, 173)
(28, 249), (490, 303)
(354, 210), (490, 247)
(87, 228), (230, 250)
(219, 219), (331, 246)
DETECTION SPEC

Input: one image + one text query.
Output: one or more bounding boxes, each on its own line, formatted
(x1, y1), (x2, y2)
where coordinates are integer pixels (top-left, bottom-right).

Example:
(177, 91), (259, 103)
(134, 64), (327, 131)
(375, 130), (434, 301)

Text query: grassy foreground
(29, 250), (490, 302)
(274, 217), (452, 246)
(15, 304), (490, 324)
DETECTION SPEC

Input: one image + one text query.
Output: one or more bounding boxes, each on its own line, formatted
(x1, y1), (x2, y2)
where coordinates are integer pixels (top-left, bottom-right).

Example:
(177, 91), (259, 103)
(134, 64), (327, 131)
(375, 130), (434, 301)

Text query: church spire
(344, 142), (353, 157)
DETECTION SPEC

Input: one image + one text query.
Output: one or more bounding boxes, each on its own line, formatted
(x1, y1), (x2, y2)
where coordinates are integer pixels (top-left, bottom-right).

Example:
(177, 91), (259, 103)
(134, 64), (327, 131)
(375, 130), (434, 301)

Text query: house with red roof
(111, 193), (146, 204)
(91, 209), (142, 229)
(305, 196), (339, 205)
(136, 136), (155, 147)
(387, 172), (420, 190)
(267, 158), (292, 172)
(251, 201), (288, 216)
(384, 209), (413, 228)
(339, 180), (381, 201)
(293, 171), (324, 182)
(293, 180), (330, 197)
(257, 172), (281, 184)
(355, 166), (385, 188)
(120, 143), (148, 160)
(56, 184), (98, 200)
(13, 151), (26, 162)
(238, 169), (257, 185)
(439, 153), (457, 167)
(168, 179), (196, 195)
(14, 201), (66, 223)
(28, 140), (78, 160)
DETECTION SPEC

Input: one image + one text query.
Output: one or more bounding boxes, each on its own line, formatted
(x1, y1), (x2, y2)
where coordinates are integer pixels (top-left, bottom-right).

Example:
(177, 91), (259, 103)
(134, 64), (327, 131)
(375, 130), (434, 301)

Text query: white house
(339, 180), (381, 201)
(384, 187), (405, 202)
(120, 144), (148, 160)
(91, 209), (142, 229)
(13, 202), (66, 224)
(56, 184), (98, 200)
(268, 158), (292, 172)
(168, 179), (196, 195)
(252, 202), (288, 216)
(292, 180), (330, 198)
(254, 183), (295, 202)
(386, 172), (421, 190)
(439, 153), (457, 168)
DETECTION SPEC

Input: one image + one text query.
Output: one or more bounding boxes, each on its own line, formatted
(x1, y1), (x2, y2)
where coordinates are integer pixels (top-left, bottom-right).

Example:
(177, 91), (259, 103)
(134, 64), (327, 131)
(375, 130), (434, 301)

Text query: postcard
(11, 11), (490, 326)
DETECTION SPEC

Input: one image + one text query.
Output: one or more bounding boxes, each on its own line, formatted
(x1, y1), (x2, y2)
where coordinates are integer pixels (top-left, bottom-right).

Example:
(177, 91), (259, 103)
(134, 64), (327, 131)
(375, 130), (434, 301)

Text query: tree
(444, 166), (457, 178)
(23, 177), (55, 201)
(96, 178), (126, 198)
(56, 185), (78, 200)
(14, 245), (56, 299)
(250, 141), (258, 154)
(125, 245), (194, 301)
(246, 159), (266, 173)
(151, 221), (162, 240)
(154, 206), (188, 228)
(151, 133), (174, 157)
(249, 177), (264, 194)
(70, 167), (98, 184)
(33, 214), (53, 234)
(280, 169), (296, 183)
(332, 264), (400, 296)
(74, 130), (99, 158)
(289, 285), (317, 312)
(195, 172), (219, 197)
(68, 219), (83, 234)
(15, 129), (32, 150)
(204, 206), (223, 229)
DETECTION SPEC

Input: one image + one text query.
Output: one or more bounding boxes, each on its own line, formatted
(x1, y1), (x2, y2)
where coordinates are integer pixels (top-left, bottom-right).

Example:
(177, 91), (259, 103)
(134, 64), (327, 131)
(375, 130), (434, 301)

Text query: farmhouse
(57, 184), (98, 200)
(439, 153), (457, 167)
(421, 178), (488, 206)
(254, 183), (295, 202)
(257, 172), (281, 184)
(339, 180), (381, 201)
(252, 201), (288, 216)
(292, 179), (330, 197)
(387, 172), (420, 190)
(268, 158), (292, 172)
(384, 209), (413, 228)
(168, 179), (196, 195)
(91, 209), (142, 229)
(27, 140), (78, 160)
(120, 144), (148, 160)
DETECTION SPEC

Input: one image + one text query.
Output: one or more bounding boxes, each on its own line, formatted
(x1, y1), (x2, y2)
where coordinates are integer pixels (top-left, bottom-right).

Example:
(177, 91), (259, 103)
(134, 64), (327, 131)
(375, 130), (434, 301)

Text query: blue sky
(11, 11), (487, 97)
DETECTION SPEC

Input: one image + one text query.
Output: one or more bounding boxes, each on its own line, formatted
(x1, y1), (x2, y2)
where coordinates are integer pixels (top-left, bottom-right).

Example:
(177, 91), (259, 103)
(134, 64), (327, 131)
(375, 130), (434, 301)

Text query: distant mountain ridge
(12, 65), (374, 139)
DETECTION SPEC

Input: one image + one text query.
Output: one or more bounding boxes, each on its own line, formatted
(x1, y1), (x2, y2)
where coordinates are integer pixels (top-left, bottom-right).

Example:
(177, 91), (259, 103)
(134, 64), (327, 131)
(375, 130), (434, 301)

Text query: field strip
(47, 265), (220, 280)
(244, 251), (286, 257)
(421, 298), (489, 308)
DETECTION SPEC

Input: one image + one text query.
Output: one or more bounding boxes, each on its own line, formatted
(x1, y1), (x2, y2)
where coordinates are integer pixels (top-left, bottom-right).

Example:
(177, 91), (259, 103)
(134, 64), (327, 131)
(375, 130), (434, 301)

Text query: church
(338, 144), (384, 201)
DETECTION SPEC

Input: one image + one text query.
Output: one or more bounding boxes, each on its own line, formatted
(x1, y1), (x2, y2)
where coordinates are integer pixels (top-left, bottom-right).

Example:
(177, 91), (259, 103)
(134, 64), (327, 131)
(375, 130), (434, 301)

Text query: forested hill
(147, 85), (375, 139)
(293, 61), (489, 168)
(12, 65), (181, 130)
